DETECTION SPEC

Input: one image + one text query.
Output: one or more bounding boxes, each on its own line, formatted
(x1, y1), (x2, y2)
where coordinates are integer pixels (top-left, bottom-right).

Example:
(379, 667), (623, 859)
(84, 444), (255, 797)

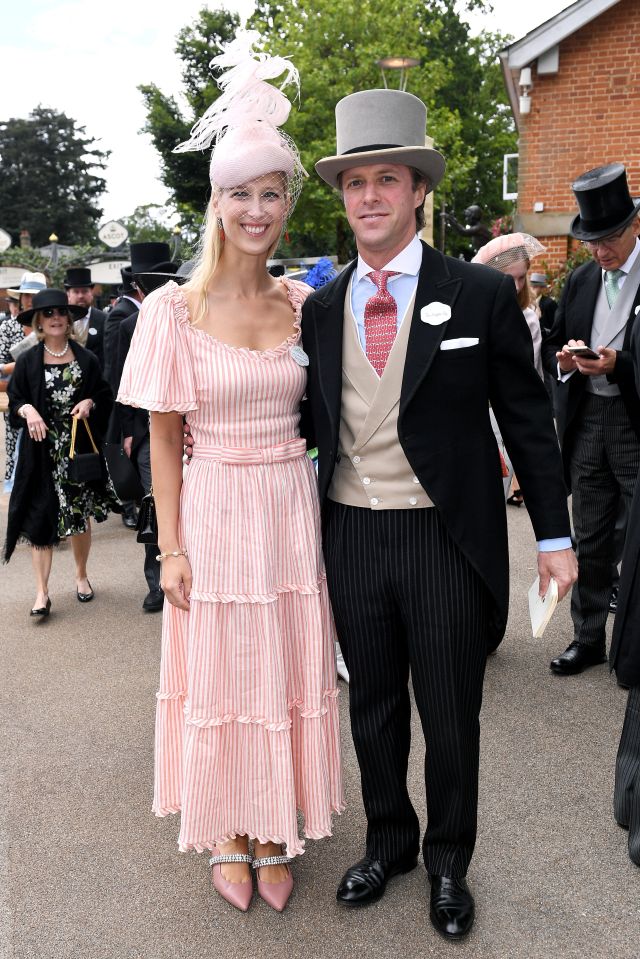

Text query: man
(543, 164), (640, 676)
(103, 267), (143, 396)
(302, 89), (576, 940)
(63, 267), (106, 369)
(104, 246), (168, 529)
(530, 272), (557, 339)
(115, 244), (181, 612)
(609, 314), (640, 869)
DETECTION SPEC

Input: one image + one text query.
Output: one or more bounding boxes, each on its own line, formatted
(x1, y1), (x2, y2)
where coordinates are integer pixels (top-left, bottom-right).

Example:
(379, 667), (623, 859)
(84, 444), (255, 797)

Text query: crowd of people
(2, 28), (639, 941)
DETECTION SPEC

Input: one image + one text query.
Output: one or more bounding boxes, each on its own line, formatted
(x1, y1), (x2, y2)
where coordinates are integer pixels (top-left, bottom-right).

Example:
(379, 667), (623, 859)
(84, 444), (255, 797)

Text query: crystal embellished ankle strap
(209, 853), (253, 866)
(252, 855), (290, 869)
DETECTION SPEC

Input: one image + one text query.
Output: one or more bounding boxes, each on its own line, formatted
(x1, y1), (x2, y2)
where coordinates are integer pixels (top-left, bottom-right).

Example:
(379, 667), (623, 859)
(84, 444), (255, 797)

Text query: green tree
(0, 106), (108, 247)
(140, 1), (515, 258)
(139, 8), (240, 215)
(120, 204), (175, 244)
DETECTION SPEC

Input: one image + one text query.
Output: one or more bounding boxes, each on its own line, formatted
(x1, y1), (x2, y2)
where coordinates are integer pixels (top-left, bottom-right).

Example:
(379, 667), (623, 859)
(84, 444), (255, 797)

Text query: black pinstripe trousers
(614, 685), (640, 866)
(569, 395), (640, 649)
(323, 501), (489, 878)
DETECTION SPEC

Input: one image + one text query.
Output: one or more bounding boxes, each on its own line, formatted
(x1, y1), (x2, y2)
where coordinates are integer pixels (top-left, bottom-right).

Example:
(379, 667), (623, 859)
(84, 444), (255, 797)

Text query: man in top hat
(64, 267), (106, 370)
(302, 89), (576, 939)
(543, 163), (640, 677)
(103, 244), (175, 530)
(115, 243), (181, 611)
(529, 272), (557, 339)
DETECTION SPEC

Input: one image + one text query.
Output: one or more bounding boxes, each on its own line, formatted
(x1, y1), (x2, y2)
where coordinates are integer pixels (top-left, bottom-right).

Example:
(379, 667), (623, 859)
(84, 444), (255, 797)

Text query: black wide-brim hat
(571, 163), (640, 241)
(17, 288), (86, 325)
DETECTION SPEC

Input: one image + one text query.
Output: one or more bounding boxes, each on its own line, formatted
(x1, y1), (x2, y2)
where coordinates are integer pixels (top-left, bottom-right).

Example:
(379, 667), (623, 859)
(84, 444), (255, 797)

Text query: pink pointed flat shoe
(252, 853), (293, 912)
(209, 848), (253, 912)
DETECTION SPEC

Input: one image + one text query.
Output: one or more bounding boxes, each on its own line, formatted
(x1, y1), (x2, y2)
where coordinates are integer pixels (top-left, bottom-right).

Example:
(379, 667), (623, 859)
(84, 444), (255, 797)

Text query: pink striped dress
(118, 278), (344, 857)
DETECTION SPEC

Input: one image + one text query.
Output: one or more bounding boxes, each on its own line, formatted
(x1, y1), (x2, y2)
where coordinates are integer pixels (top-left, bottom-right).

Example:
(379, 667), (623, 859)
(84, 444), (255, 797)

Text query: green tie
(605, 269), (624, 308)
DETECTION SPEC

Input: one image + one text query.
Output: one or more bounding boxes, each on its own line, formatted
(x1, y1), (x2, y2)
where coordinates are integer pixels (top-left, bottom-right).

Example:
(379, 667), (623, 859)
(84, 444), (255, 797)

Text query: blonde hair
(32, 311), (76, 342)
(181, 202), (224, 327)
(183, 178), (289, 327)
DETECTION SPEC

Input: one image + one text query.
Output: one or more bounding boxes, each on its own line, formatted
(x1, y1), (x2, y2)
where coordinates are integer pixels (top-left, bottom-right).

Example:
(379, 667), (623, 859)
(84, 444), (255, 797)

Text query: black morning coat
(610, 318), (640, 688)
(542, 258), (640, 489)
(300, 240), (571, 649)
(3, 339), (114, 562)
(84, 306), (107, 371)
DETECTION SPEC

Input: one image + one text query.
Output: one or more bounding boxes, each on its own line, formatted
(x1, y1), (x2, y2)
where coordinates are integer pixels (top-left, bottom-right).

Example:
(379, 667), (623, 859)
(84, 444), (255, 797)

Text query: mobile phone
(565, 345), (601, 360)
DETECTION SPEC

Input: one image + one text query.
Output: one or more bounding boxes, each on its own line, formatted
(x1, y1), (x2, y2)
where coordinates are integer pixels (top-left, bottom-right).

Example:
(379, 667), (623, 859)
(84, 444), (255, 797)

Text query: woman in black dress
(4, 289), (119, 616)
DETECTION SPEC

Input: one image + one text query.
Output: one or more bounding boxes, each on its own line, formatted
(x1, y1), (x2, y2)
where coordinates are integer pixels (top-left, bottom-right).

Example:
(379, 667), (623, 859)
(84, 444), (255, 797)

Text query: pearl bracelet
(156, 548), (188, 562)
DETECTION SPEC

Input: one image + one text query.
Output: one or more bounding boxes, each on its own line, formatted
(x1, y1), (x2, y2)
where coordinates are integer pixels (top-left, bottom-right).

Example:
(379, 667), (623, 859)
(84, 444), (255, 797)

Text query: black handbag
(136, 488), (158, 544)
(68, 417), (103, 484)
(103, 442), (144, 501)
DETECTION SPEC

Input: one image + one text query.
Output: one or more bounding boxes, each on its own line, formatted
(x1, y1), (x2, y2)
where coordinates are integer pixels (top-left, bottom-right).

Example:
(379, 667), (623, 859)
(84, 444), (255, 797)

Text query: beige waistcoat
(328, 281), (434, 510)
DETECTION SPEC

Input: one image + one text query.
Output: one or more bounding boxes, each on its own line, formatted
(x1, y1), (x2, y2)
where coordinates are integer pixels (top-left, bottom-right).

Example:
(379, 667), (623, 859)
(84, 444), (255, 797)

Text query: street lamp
(48, 233), (59, 268)
(375, 56), (420, 91)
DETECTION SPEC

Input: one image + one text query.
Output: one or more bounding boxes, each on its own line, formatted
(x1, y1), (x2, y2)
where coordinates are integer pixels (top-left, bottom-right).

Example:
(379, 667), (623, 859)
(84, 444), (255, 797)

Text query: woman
(4, 289), (118, 615)
(473, 233), (546, 504)
(0, 300), (32, 492)
(118, 33), (343, 913)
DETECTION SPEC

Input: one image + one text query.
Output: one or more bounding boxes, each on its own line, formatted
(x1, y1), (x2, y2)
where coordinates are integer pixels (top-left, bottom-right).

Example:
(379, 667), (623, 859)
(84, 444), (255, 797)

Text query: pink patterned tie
(364, 270), (400, 377)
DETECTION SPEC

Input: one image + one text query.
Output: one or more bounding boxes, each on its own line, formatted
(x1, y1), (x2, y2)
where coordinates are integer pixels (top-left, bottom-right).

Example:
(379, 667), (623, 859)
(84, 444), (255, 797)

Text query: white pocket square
(440, 337), (479, 351)
(635, 306), (640, 316)
(421, 302), (451, 325)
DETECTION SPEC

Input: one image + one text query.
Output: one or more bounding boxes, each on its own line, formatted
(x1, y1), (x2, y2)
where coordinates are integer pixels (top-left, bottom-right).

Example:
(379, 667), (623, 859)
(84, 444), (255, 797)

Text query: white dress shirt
(350, 234), (422, 350)
(348, 233), (567, 552)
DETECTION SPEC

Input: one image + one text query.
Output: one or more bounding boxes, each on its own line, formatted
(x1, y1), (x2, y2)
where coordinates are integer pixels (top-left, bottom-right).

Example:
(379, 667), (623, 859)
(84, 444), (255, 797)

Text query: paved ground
(1, 450), (639, 958)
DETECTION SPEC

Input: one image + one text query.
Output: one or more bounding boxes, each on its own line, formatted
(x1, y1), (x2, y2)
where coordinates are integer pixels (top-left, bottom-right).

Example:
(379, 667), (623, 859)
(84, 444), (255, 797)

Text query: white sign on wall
(0, 228), (12, 253)
(0, 266), (27, 288)
(87, 260), (130, 285)
(98, 220), (129, 249)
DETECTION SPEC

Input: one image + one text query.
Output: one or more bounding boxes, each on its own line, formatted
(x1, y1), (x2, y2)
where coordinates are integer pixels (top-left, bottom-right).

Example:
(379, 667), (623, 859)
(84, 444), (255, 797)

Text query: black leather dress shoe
(550, 641), (607, 675)
(609, 585), (619, 615)
(336, 854), (417, 906)
(122, 507), (138, 529)
(429, 875), (475, 940)
(143, 588), (164, 612)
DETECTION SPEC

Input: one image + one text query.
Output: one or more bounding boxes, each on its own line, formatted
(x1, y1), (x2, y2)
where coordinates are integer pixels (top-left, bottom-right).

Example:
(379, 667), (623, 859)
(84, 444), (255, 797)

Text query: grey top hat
(530, 272), (548, 286)
(315, 89), (445, 191)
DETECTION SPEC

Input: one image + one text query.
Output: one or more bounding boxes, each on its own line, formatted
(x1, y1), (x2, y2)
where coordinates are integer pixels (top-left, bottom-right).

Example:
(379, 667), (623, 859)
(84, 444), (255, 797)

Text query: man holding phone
(543, 163), (640, 675)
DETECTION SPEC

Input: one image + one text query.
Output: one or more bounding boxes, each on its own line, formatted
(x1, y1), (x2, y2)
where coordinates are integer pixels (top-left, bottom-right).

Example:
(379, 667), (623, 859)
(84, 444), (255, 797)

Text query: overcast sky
(0, 0), (570, 228)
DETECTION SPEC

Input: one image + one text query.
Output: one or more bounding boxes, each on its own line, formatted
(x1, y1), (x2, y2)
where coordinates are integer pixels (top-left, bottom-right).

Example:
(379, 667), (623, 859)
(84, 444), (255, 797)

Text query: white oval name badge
(290, 345), (309, 366)
(420, 302), (451, 326)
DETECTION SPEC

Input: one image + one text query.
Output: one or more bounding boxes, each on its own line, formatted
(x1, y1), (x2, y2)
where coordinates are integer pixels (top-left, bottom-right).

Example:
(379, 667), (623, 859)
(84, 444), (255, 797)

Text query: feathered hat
(174, 30), (305, 200)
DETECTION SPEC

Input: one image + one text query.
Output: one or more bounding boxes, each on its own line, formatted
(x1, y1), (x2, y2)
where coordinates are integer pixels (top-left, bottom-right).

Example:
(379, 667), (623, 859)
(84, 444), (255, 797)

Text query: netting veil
(472, 232), (546, 269)
(174, 30), (306, 213)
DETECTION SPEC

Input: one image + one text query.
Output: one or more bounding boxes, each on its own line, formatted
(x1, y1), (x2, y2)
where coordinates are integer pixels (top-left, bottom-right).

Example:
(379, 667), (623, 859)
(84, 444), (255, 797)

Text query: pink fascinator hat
(472, 232), (545, 268)
(174, 30), (306, 200)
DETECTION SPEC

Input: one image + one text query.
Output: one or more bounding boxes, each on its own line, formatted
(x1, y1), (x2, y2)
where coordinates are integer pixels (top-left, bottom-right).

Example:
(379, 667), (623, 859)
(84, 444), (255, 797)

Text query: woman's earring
(217, 217), (225, 242)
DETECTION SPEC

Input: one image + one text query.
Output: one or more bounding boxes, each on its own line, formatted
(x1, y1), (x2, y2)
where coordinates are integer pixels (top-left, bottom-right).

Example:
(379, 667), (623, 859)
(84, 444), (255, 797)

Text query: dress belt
(191, 437), (307, 465)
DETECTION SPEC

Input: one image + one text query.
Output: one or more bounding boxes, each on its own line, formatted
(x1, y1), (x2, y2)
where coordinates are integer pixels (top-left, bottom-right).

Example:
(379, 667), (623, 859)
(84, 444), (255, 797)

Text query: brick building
(499, 0), (640, 271)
